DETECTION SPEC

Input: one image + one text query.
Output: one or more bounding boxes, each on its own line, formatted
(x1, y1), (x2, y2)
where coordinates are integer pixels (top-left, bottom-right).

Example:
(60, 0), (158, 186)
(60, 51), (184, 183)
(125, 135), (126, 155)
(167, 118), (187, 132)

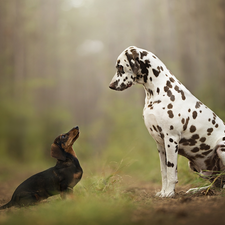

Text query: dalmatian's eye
(117, 65), (124, 74)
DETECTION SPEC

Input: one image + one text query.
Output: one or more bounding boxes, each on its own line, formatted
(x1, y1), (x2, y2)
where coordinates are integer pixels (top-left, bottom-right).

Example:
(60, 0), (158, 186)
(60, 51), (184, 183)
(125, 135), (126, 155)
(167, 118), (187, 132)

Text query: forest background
(0, 0), (225, 184)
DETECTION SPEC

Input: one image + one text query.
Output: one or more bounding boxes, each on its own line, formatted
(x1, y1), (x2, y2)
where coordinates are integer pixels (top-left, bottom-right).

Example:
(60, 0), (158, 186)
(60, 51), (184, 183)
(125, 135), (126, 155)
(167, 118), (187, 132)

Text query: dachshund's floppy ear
(50, 144), (66, 161)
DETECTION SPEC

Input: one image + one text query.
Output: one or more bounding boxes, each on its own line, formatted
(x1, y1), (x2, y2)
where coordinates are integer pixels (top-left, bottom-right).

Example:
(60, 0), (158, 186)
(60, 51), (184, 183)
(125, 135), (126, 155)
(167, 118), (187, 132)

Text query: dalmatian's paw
(186, 185), (210, 194)
(156, 190), (175, 198)
(164, 190), (175, 198)
(186, 187), (199, 194)
(155, 190), (164, 197)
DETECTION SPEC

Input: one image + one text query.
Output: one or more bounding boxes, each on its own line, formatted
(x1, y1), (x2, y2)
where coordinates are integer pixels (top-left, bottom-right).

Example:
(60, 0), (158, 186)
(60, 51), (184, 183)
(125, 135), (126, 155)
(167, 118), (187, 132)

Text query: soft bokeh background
(0, 0), (225, 183)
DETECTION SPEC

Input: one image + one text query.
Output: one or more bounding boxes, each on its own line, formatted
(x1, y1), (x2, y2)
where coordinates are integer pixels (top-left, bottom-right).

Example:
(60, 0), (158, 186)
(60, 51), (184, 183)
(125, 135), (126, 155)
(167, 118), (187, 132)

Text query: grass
(0, 167), (139, 225)
(1, 196), (134, 225)
(0, 153), (209, 225)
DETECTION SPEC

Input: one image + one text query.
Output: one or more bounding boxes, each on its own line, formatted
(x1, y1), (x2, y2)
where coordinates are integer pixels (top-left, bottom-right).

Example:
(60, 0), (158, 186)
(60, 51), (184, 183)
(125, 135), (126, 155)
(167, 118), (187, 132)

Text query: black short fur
(0, 126), (83, 209)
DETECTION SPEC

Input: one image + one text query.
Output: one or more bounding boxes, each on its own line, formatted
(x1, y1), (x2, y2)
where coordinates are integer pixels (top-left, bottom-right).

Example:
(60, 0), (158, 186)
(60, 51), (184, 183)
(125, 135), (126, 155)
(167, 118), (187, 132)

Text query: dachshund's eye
(61, 135), (66, 139)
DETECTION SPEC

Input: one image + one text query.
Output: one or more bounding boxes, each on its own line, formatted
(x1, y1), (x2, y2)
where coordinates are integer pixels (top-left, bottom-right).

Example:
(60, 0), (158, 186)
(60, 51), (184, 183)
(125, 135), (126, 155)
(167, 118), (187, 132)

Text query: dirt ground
(1, 171), (225, 225)
(127, 183), (225, 225)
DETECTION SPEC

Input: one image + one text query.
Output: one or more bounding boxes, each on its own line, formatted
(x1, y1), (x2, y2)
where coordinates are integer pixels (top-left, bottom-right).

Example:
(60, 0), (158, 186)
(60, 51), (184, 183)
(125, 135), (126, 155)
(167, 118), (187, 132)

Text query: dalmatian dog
(109, 46), (225, 197)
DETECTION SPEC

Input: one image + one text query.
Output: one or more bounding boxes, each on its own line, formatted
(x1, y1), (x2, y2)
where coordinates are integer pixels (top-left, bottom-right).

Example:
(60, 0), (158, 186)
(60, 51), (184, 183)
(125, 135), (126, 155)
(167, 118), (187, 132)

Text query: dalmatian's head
(109, 46), (150, 91)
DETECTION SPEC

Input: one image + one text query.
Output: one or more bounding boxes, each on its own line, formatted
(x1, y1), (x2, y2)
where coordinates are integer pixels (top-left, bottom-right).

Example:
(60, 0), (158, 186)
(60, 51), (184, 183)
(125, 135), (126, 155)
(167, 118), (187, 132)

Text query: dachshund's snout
(69, 126), (79, 134)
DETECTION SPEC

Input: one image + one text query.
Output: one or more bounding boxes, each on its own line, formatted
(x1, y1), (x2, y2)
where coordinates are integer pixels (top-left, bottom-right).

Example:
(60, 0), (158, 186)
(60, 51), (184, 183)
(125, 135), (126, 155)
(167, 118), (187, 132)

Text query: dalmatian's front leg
(156, 144), (167, 197)
(162, 136), (179, 197)
(156, 138), (178, 197)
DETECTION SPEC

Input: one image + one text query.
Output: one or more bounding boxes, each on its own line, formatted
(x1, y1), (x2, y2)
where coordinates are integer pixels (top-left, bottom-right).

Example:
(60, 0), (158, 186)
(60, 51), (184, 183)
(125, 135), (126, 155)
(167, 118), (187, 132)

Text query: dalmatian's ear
(125, 47), (140, 75)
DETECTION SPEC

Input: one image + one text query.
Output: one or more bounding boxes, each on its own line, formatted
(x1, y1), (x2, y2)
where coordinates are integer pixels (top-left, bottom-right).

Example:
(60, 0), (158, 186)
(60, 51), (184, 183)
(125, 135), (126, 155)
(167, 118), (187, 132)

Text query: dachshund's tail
(0, 201), (14, 210)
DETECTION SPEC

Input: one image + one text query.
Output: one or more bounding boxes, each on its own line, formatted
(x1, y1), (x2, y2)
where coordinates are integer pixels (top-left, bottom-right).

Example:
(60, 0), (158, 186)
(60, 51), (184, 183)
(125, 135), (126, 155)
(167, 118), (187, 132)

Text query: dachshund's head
(50, 126), (83, 187)
(50, 126), (79, 160)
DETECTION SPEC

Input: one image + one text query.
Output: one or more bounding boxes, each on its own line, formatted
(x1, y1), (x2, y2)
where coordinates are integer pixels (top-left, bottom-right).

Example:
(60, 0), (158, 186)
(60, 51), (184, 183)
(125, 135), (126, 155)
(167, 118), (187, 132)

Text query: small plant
(95, 159), (133, 192)
(194, 170), (225, 195)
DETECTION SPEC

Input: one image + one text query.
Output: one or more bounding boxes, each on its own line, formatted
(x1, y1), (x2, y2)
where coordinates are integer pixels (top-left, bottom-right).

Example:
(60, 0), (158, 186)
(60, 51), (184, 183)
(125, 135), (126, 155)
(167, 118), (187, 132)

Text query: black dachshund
(0, 126), (83, 209)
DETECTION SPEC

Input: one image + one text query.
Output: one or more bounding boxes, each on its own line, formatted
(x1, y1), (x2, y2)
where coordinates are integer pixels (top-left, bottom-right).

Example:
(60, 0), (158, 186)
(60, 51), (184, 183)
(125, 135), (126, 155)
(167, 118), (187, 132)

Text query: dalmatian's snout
(109, 79), (133, 91)
(109, 81), (117, 90)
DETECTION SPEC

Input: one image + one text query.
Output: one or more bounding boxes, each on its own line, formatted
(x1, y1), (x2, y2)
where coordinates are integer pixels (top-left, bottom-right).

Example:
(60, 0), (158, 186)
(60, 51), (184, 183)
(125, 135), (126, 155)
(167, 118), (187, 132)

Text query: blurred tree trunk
(13, 1), (26, 98)
(217, 0), (225, 108)
(167, 0), (225, 109)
